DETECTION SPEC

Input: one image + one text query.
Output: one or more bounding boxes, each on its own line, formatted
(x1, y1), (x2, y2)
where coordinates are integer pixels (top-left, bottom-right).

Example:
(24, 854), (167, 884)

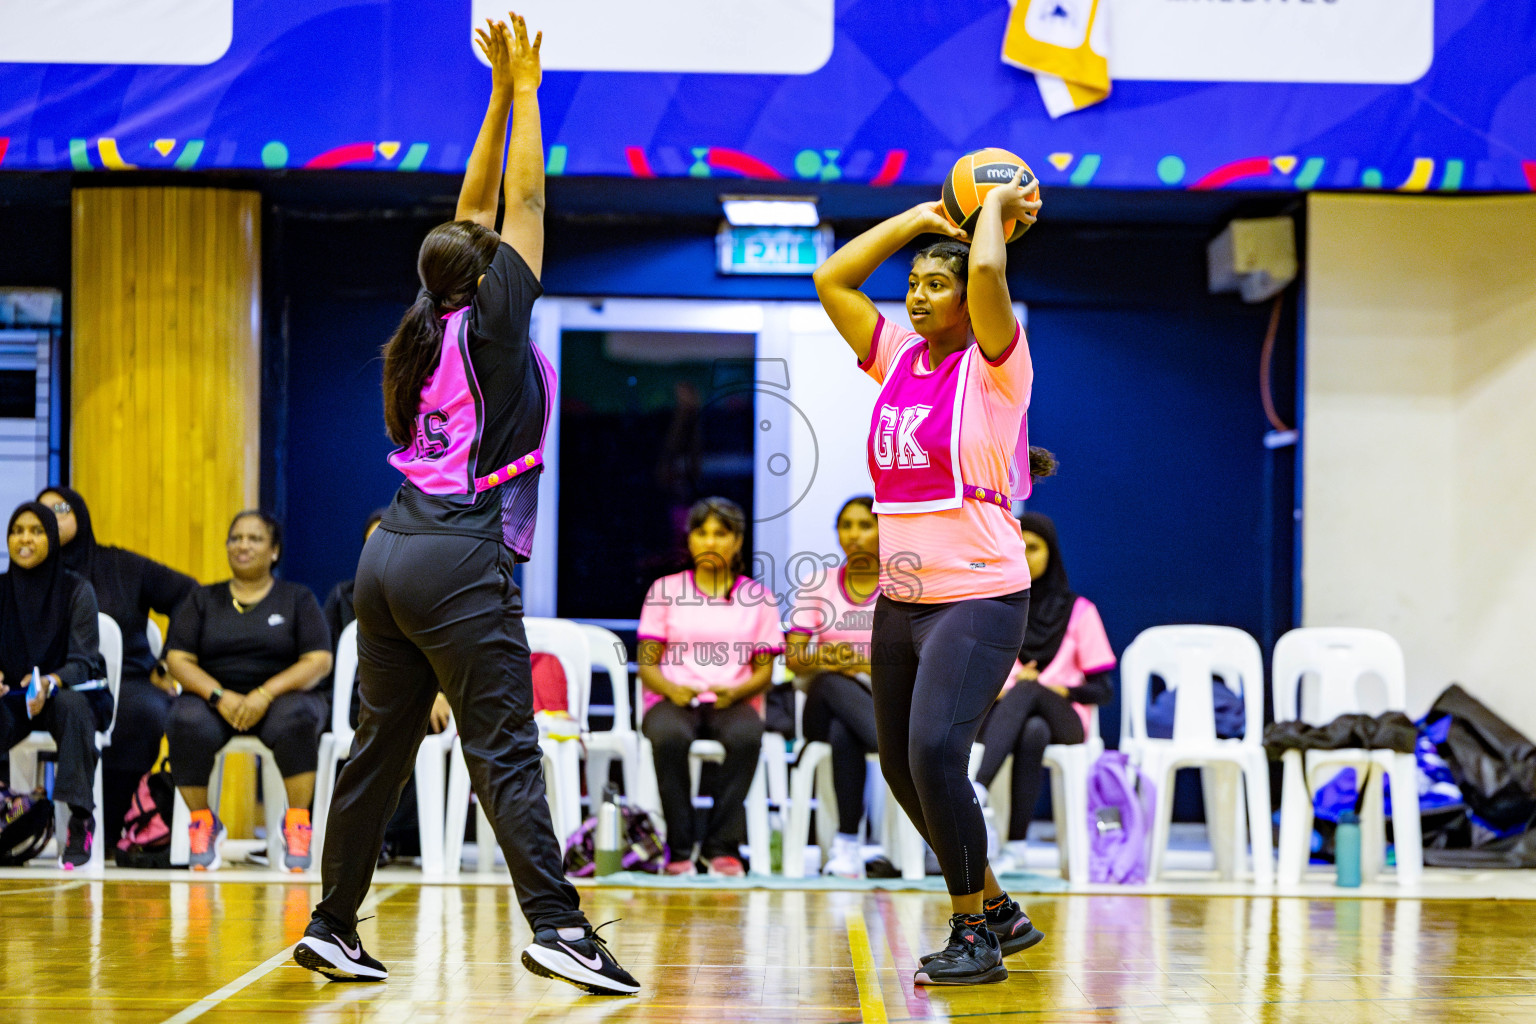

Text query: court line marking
(156, 884), (406, 1024)
(846, 907), (889, 1024)
(0, 880), (89, 896)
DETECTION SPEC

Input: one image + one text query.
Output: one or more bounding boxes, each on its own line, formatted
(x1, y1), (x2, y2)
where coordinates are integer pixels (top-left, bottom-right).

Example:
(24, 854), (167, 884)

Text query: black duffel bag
(1426, 683), (1536, 834)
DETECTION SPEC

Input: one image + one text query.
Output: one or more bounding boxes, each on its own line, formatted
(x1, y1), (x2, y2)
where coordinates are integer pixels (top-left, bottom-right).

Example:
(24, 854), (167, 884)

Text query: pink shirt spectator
(862, 315), (1033, 604)
(786, 566), (878, 667)
(637, 571), (785, 714)
(1005, 596), (1116, 736)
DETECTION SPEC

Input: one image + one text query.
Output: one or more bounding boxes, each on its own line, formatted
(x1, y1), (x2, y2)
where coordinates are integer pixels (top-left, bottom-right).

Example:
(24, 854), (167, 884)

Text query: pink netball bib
(867, 338), (977, 514)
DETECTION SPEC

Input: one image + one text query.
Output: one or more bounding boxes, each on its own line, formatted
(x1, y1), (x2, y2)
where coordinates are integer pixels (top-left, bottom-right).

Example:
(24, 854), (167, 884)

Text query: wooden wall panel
(72, 187), (262, 834)
(71, 187), (261, 585)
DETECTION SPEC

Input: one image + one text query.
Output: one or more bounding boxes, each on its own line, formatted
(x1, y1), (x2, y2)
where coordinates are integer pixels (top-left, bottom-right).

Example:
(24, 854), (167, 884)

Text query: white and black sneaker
(294, 918), (388, 982)
(521, 921), (641, 996)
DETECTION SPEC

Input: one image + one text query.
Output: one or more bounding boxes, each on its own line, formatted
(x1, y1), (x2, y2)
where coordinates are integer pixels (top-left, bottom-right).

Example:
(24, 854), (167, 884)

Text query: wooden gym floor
(3, 877), (1536, 1023)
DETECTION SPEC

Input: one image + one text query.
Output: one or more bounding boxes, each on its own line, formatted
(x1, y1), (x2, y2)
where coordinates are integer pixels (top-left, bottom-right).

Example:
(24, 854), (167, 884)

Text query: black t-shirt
(92, 546), (197, 680)
(381, 242), (548, 559)
(166, 579), (331, 695)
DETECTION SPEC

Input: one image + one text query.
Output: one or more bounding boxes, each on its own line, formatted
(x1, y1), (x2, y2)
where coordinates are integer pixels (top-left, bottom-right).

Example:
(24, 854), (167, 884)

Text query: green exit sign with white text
(717, 224), (832, 275)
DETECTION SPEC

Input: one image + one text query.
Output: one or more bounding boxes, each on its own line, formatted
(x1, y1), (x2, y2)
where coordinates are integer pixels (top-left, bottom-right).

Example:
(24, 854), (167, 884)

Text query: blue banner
(0, 0), (1531, 193)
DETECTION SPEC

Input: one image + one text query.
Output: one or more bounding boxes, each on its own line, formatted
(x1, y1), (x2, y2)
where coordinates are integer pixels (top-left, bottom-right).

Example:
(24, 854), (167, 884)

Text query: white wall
(1305, 194), (1536, 732)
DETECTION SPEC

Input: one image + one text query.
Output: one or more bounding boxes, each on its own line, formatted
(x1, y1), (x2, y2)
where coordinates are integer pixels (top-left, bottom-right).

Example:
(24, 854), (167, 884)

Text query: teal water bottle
(1335, 810), (1362, 888)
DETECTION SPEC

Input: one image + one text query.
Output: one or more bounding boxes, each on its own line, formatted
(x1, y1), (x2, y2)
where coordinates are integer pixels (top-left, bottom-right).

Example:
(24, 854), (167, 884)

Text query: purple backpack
(1087, 750), (1156, 884)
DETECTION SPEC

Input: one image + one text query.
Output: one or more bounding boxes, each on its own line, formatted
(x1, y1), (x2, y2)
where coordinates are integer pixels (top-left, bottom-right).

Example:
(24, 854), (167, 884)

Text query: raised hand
(475, 17), (514, 92)
(986, 166), (1043, 228)
(507, 11), (542, 92)
(911, 200), (970, 242)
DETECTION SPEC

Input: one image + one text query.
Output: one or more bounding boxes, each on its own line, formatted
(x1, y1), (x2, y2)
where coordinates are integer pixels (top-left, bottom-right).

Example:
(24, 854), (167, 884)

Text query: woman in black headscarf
(38, 486), (197, 849)
(1, 502), (109, 868)
(974, 512), (1116, 873)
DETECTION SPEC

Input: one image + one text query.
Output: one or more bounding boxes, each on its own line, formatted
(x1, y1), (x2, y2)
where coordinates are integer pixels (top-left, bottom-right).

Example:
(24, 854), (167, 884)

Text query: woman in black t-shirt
(39, 486), (197, 848)
(165, 510), (332, 873)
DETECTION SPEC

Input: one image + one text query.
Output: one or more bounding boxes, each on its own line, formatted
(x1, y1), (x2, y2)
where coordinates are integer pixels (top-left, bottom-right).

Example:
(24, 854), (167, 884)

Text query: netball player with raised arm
(295, 15), (639, 996)
(812, 171), (1051, 986)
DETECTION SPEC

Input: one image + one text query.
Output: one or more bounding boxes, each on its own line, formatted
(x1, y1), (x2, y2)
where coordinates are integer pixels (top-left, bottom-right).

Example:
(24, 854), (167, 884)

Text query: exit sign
(717, 224), (832, 275)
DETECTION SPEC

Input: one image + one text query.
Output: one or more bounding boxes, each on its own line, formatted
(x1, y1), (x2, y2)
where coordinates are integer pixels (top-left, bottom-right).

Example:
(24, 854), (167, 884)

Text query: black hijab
(42, 485), (97, 581)
(1018, 511), (1078, 670)
(1, 502), (76, 683)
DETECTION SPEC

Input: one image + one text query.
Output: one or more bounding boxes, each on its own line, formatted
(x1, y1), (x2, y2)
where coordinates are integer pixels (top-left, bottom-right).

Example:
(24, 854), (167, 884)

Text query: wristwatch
(207, 687), (224, 709)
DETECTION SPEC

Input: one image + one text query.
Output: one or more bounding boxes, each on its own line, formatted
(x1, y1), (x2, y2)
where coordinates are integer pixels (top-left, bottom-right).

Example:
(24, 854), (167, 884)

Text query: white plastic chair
(578, 623), (642, 811)
(975, 705), (1103, 883)
(147, 618), (163, 659)
(443, 616), (589, 874)
(8, 613), (121, 871)
(636, 675), (774, 875)
(1121, 625), (1274, 885)
(310, 620), (452, 876)
(782, 744), (926, 880)
(1272, 627), (1422, 886)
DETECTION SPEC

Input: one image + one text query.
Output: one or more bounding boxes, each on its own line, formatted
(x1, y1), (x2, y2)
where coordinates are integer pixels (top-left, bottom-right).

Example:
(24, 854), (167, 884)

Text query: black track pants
(870, 588), (1030, 896)
(314, 529), (584, 935)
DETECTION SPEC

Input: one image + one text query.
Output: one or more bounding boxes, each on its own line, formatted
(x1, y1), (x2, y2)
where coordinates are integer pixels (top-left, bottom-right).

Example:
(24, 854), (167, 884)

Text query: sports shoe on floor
(60, 811), (93, 869)
(920, 894), (1045, 963)
(985, 896), (1046, 957)
(708, 855), (745, 876)
(294, 917), (388, 981)
(913, 914), (1008, 986)
(188, 809), (226, 872)
(822, 834), (864, 879)
(283, 808), (313, 872)
(521, 921), (641, 996)
(664, 859), (697, 876)
(990, 839), (1030, 876)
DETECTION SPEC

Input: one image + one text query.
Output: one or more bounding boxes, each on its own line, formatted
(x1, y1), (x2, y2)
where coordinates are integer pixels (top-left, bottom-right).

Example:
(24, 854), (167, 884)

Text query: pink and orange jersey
(861, 314), (1033, 604)
(786, 565), (879, 648)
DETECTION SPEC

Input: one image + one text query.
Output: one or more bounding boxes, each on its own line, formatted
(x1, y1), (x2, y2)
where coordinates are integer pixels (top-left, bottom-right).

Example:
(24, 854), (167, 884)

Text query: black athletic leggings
(800, 672), (878, 836)
(975, 681), (1085, 841)
(871, 588), (1030, 896)
(314, 529), (584, 936)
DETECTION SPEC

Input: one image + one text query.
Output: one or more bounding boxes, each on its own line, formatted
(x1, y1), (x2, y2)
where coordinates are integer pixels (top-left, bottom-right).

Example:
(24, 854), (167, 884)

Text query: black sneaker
(59, 812), (93, 870)
(913, 915), (1008, 986)
(294, 918), (389, 981)
(919, 897), (1045, 963)
(986, 897), (1045, 957)
(521, 921), (641, 996)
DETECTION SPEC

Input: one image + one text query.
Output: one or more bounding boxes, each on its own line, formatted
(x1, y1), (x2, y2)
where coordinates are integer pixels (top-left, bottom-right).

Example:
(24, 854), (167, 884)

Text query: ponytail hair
(1028, 445), (1058, 481)
(382, 220), (501, 446)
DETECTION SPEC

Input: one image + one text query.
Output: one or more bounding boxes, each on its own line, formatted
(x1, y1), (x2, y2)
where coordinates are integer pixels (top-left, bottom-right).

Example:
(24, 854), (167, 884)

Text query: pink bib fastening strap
(474, 449), (544, 492)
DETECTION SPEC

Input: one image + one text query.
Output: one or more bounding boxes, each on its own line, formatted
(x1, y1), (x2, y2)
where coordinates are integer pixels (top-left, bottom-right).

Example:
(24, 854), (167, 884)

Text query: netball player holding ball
(295, 14), (639, 996)
(813, 154), (1052, 986)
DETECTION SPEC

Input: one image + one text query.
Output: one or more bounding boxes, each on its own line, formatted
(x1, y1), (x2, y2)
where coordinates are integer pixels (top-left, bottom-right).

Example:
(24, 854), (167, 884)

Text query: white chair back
(578, 623), (632, 733)
(97, 613), (123, 741)
(146, 618), (163, 659)
(1272, 627), (1405, 725)
(331, 620), (359, 740)
(525, 617), (591, 727)
(1122, 625), (1264, 744)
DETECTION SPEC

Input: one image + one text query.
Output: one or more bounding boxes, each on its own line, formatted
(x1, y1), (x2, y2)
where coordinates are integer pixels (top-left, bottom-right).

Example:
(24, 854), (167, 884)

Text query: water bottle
(1335, 810), (1362, 888)
(594, 786), (625, 877)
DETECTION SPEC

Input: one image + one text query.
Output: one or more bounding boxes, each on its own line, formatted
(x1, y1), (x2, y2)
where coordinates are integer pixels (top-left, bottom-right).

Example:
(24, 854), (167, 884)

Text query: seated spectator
(785, 496), (882, 878)
(975, 512), (1115, 873)
(321, 509), (452, 866)
(637, 497), (782, 876)
(165, 511), (332, 873)
(39, 486), (197, 849)
(0, 502), (108, 868)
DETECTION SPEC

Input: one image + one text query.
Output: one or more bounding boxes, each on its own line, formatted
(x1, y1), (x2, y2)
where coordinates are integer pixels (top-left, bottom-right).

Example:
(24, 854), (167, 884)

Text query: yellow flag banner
(1002, 0), (1111, 119)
